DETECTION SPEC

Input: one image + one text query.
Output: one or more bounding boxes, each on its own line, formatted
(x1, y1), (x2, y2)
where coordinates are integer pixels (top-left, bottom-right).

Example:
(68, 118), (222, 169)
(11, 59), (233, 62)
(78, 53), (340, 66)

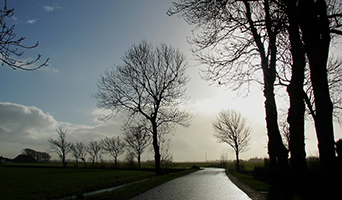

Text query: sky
(1, 0), (341, 162)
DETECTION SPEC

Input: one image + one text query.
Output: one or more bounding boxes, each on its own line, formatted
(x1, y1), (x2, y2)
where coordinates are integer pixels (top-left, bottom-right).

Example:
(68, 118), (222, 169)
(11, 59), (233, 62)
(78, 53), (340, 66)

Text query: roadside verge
(85, 169), (198, 200)
(225, 170), (268, 200)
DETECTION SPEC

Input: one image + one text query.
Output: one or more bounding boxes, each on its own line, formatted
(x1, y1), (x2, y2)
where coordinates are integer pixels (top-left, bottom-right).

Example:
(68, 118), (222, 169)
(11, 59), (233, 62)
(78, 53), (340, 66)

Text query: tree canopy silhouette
(213, 110), (251, 172)
(168, 0), (289, 172)
(0, 1), (48, 71)
(47, 127), (72, 167)
(94, 41), (191, 174)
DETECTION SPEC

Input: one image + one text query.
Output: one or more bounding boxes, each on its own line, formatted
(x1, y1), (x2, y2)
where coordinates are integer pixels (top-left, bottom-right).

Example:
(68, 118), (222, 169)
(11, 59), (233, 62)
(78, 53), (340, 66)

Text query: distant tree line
(48, 126), (172, 168)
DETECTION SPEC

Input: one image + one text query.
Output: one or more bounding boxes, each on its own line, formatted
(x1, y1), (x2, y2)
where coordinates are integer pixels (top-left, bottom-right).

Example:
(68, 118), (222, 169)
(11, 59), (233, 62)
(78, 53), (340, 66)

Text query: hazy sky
(1, 0), (341, 162)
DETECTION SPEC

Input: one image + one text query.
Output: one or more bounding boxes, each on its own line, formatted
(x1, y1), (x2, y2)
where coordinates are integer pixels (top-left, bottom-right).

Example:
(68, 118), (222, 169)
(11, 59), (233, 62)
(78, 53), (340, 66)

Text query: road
(131, 168), (252, 200)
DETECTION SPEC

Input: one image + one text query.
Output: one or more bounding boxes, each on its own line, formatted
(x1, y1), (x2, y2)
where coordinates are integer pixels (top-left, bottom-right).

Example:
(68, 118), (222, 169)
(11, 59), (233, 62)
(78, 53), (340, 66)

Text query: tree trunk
(284, 1), (307, 172)
(152, 121), (161, 175)
(62, 155), (67, 168)
(138, 154), (141, 168)
(264, 67), (289, 172)
(298, 0), (337, 173)
(245, 0), (288, 172)
(114, 156), (118, 167)
(235, 150), (240, 172)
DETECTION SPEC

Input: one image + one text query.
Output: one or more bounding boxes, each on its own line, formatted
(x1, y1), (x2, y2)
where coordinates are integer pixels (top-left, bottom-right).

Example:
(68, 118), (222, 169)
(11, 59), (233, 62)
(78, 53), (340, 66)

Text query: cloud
(43, 4), (65, 12)
(0, 102), (272, 162)
(40, 66), (60, 73)
(43, 6), (54, 12)
(26, 19), (37, 24)
(0, 102), (122, 159)
(0, 102), (58, 143)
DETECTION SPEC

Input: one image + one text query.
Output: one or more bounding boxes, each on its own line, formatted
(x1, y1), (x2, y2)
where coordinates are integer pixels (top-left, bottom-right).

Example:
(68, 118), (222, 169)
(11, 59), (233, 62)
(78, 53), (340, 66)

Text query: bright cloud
(43, 6), (54, 12)
(0, 102), (58, 143)
(26, 19), (37, 24)
(43, 4), (65, 13)
(0, 102), (122, 160)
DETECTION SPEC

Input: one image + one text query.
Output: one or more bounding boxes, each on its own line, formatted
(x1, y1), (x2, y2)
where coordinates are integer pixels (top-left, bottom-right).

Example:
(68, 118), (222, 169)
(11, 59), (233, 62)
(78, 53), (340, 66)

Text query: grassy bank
(0, 166), (155, 200)
(85, 169), (198, 200)
(0, 163), (198, 200)
(227, 170), (270, 192)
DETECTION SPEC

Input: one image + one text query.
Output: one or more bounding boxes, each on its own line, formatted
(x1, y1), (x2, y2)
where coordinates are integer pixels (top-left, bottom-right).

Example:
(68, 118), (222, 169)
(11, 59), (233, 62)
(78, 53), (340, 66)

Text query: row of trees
(48, 126), (173, 168)
(168, 0), (341, 198)
(168, 0), (341, 173)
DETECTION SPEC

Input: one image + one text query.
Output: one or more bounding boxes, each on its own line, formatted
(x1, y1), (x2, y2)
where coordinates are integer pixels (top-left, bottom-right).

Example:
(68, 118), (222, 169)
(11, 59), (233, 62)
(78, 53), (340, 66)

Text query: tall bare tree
(168, 0), (289, 171)
(212, 110), (251, 172)
(70, 142), (87, 166)
(48, 127), (72, 167)
(70, 144), (79, 166)
(77, 142), (88, 165)
(159, 135), (173, 169)
(0, 0), (48, 71)
(95, 41), (191, 174)
(101, 136), (126, 166)
(297, 0), (340, 173)
(86, 140), (102, 164)
(124, 124), (150, 168)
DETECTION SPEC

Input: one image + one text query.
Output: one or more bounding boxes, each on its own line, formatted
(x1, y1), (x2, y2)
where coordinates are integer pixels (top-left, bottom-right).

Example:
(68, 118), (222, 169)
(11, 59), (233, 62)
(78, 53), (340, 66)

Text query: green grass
(229, 171), (270, 191)
(0, 166), (155, 200)
(85, 169), (198, 200)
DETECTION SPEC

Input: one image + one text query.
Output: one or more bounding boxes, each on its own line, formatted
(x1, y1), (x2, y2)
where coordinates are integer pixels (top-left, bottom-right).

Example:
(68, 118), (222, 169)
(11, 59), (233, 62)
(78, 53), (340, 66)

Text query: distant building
(12, 154), (36, 163)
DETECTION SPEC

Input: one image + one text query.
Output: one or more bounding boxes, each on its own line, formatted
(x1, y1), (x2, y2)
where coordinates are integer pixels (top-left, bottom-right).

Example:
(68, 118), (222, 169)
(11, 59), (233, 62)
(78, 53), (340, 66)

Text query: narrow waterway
(131, 168), (251, 200)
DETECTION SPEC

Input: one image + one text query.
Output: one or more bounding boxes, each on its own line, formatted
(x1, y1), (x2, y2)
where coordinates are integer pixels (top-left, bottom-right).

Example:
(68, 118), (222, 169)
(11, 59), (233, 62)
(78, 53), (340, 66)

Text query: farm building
(12, 154), (36, 163)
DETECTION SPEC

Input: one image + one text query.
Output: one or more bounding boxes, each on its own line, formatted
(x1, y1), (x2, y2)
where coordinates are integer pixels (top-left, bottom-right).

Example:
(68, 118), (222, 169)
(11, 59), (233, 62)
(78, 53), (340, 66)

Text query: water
(131, 168), (251, 200)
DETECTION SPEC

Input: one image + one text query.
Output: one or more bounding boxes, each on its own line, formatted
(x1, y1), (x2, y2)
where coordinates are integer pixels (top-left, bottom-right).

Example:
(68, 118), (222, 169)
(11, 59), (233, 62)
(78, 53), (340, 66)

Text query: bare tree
(94, 41), (192, 174)
(296, 0), (342, 173)
(70, 142), (88, 166)
(212, 110), (251, 172)
(124, 124), (151, 168)
(279, 120), (290, 151)
(168, 0), (288, 171)
(303, 56), (342, 123)
(87, 140), (102, 164)
(48, 127), (72, 167)
(70, 142), (87, 166)
(101, 136), (126, 166)
(70, 144), (79, 166)
(159, 136), (173, 169)
(76, 142), (88, 165)
(125, 150), (136, 168)
(0, 1), (48, 71)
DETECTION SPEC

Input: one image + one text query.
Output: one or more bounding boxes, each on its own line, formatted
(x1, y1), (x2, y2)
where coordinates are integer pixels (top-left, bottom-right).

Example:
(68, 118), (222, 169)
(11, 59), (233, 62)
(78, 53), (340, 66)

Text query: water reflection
(131, 168), (251, 200)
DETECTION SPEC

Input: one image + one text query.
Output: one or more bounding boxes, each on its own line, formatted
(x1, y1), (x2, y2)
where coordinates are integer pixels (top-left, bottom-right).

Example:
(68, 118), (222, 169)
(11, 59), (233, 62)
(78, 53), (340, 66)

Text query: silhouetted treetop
(0, 1), (48, 71)
(95, 41), (191, 174)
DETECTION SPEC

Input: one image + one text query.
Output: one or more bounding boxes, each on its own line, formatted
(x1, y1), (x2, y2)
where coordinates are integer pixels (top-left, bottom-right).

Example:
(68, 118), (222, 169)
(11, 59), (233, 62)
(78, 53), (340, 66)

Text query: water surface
(131, 168), (251, 200)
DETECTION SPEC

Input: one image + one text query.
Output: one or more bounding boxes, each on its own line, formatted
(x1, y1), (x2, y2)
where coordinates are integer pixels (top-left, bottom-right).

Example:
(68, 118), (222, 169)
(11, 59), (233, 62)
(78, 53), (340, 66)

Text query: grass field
(0, 166), (155, 200)
(0, 160), (265, 200)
